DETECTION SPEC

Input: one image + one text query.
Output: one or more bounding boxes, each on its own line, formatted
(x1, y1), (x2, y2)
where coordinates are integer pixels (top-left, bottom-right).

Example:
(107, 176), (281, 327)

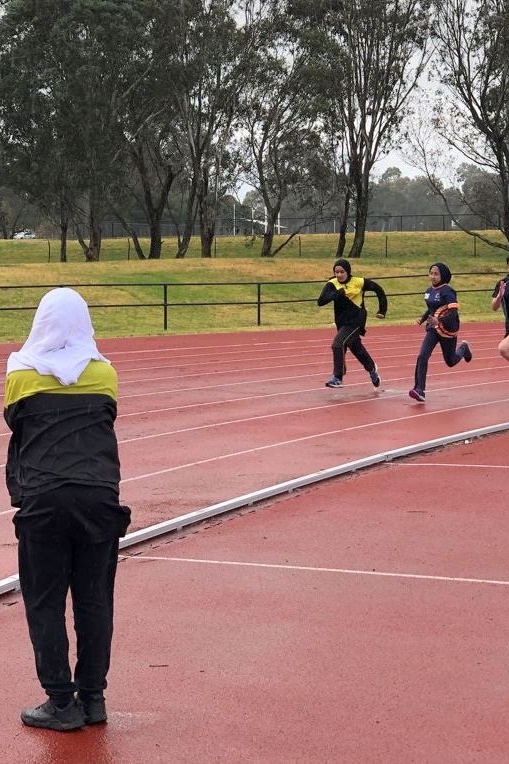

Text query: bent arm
(317, 281), (339, 306)
(492, 280), (505, 311)
(363, 279), (388, 316)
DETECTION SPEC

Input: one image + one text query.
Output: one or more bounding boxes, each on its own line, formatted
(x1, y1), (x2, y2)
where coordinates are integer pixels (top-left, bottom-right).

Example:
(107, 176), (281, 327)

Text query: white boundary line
(1, 420), (508, 596)
(123, 555), (509, 588)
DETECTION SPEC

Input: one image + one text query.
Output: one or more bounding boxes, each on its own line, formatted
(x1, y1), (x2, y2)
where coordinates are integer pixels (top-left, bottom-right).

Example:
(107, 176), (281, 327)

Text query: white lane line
(0, 401), (505, 475)
(120, 554), (509, 588)
(0, 370), (506, 439)
(0, 390), (508, 468)
(114, 370), (509, 418)
(117, 364), (508, 400)
(118, 395), (509, 448)
(396, 462), (509, 469)
(2, 422), (508, 595)
(97, 333), (433, 358)
(95, 329), (502, 358)
(120, 408), (509, 483)
(114, 345), (502, 376)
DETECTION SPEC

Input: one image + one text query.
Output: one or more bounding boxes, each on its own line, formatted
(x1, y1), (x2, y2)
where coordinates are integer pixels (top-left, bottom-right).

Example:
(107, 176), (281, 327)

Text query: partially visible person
(317, 258), (387, 388)
(491, 255), (509, 336)
(409, 262), (472, 402)
(491, 256), (509, 361)
(3, 287), (131, 732)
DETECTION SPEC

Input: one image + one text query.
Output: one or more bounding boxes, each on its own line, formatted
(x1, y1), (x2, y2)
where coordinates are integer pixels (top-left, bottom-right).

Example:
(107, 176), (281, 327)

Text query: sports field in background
(0, 231), (507, 342)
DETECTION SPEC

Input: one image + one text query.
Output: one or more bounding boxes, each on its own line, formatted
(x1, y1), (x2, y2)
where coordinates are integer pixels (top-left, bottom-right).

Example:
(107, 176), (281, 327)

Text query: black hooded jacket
(317, 274), (387, 331)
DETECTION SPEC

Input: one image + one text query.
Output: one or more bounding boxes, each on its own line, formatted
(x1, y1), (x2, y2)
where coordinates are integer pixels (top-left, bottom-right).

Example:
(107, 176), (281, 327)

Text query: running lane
(0, 322), (507, 580)
(1, 431), (508, 762)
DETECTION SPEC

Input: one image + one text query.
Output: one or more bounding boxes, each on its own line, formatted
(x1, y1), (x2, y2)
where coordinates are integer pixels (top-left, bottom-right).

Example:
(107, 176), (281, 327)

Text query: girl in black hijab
(317, 258), (387, 388)
(409, 262), (472, 402)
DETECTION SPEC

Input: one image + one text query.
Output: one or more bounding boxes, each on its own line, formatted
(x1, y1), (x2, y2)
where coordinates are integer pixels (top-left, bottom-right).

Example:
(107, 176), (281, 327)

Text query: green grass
(0, 231), (507, 342)
(1, 228), (507, 263)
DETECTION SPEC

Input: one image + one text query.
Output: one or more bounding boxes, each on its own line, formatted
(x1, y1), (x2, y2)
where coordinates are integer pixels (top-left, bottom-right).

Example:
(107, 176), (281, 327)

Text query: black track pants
(331, 325), (375, 379)
(413, 328), (465, 392)
(15, 485), (129, 701)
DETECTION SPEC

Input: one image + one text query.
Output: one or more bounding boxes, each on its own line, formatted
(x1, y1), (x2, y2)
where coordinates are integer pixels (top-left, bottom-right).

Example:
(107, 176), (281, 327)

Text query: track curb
(1, 421), (508, 596)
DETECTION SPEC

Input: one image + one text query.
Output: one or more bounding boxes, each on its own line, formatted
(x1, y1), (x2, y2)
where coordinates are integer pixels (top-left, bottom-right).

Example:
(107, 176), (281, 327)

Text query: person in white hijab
(7, 286), (109, 384)
(4, 287), (130, 732)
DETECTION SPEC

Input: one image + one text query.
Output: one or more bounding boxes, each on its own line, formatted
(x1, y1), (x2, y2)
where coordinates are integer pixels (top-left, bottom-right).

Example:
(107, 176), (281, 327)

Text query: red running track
(0, 323), (509, 761)
(1, 321), (508, 580)
(2, 431), (509, 761)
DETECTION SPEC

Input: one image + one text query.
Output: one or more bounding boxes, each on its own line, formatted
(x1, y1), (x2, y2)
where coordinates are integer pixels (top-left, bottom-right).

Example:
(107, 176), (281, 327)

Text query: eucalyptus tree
(236, 19), (332, 257)
(427, 0), (509, 252)
(169, 0), (269, 258)
(290, 0), (431, 257)
(0, 0), (151, 260)
(107, 1), (199, 260)
(0, 1), (83, 258)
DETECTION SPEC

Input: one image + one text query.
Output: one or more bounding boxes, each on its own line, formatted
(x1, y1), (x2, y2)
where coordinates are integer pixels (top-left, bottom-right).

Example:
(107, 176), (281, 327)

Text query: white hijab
(7, 287), (110, 385)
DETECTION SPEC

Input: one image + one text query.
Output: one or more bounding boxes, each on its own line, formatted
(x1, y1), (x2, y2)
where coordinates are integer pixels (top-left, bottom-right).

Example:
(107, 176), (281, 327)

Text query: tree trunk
(130, 233), (146, 260)
(259, 204), (281, 257)
(197, 176), (216, 258)
(148, 220), (163, 259)
(201, 228), (214, 258)
(176, 186), (197, 258)
(59, 221), (68, 263)
(129, 144), (176, 259)
(335, 188), (352, 258)
(260, 226), (275, 257)
(87, 222), (101, 261)
(349, 192), (368, 258)
(58, 196), (69, 262)
(109, 206), (147, 259)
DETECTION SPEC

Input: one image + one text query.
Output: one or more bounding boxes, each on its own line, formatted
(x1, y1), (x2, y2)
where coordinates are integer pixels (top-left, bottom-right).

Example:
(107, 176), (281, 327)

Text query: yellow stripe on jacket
(4, 360), (117, 407)
(329, 276), (365, 307)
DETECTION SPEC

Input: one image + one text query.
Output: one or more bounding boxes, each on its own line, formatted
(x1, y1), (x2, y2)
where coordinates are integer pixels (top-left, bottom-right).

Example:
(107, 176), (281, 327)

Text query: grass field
(0, 230), (507, 343)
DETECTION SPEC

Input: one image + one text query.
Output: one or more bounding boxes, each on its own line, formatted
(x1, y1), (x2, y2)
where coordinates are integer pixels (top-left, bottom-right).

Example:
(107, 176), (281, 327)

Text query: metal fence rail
(0, 273), (502, 330)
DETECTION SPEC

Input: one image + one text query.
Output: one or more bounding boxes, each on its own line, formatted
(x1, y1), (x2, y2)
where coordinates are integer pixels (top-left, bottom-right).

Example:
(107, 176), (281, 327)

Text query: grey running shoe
(21, 699), (85, 731)
(325, 375), (343, 388)
(369, 365), (381, 388)
(78, 694), (107, 724)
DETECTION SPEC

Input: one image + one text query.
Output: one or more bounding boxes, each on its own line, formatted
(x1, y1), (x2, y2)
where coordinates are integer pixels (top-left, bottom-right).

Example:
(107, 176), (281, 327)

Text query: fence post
(163, 284), (168, 330)
(257, 283), (261, 326)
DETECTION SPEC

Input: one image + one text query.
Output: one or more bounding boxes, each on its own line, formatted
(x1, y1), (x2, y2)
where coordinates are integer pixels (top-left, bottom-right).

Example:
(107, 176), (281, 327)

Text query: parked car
(13, 230), (36, 239)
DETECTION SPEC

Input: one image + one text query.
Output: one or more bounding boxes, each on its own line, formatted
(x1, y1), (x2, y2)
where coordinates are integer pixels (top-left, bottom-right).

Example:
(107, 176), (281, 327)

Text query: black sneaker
(21, 699), (85, 731)
(78, 694), (107, 724)
(460, 341), (473, 362)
